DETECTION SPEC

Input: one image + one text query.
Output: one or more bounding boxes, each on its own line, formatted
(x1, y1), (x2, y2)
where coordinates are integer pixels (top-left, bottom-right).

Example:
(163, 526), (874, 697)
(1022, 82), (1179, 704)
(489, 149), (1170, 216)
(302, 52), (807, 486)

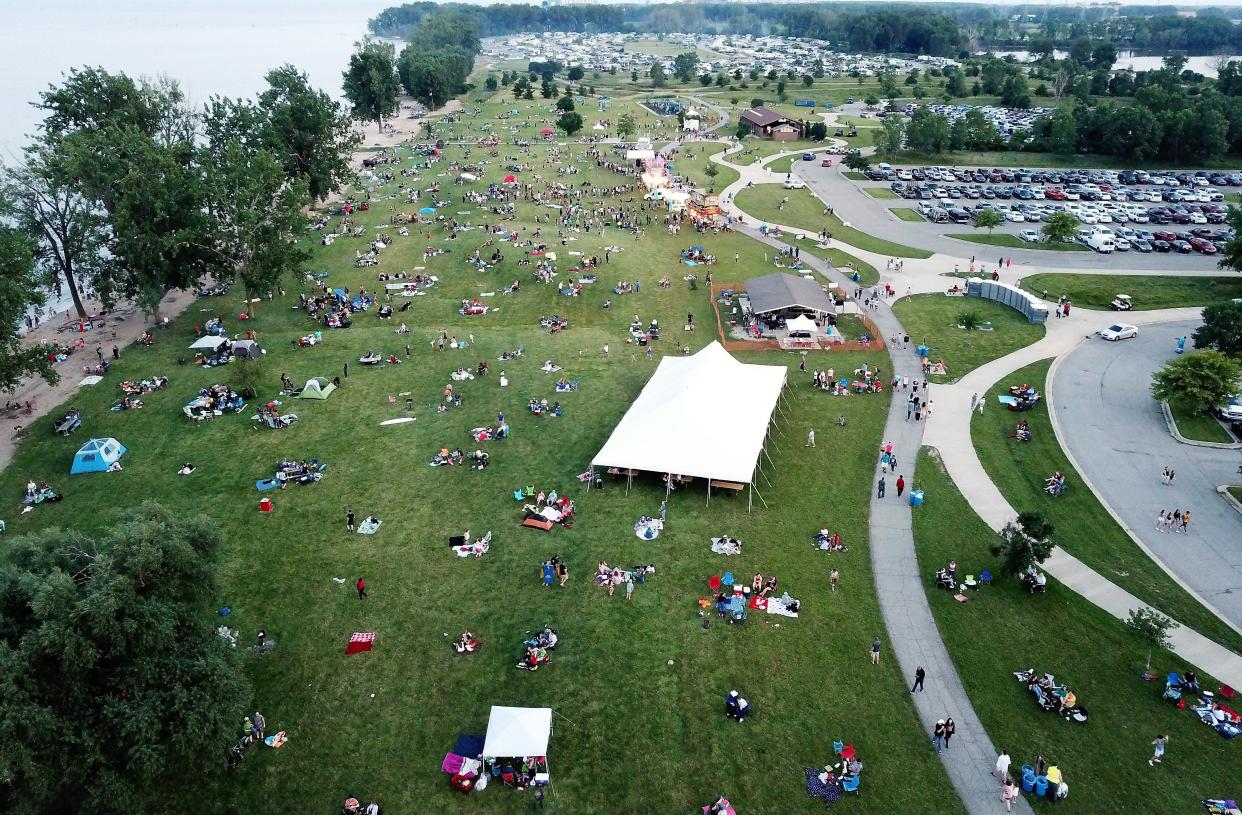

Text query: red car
(1045, 188), (1067, 200)
(1152, 230), (1177, 243)
(1189, 237), (1218, 254)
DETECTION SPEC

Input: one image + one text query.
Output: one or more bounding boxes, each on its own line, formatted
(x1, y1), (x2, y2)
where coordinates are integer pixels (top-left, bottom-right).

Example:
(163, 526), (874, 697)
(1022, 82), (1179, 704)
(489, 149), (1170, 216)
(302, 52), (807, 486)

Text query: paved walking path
(731, 223), (1022, 815)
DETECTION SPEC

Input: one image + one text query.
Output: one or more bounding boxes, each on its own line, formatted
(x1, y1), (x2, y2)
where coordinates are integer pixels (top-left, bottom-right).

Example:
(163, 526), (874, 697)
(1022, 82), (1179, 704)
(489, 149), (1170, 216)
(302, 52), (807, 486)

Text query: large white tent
(591, 342), (786, 508)
(482, 706), (552, 758)
(785, 315), (818, 337)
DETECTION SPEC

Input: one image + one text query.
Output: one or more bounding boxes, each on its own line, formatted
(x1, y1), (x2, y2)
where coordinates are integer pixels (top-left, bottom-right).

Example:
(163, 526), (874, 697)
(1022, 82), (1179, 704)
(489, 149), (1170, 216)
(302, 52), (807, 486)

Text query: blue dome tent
(70, 437), (127, 474)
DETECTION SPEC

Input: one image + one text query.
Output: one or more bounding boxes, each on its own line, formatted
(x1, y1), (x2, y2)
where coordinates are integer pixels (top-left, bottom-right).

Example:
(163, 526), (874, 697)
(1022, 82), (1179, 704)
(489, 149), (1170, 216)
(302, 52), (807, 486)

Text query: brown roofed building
(739, 106), (806, 141)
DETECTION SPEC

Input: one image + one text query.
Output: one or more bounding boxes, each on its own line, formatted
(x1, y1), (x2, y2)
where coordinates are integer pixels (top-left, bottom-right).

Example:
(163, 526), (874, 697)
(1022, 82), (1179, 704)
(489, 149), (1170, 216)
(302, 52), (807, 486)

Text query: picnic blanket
(454, 733), (485, 759)
(997, 394), (1018, 406)
(635, 518), (663, 540)
(805, 768), (843, 803)
(711, 537), (742, 555)
(767, 594), (800, 618)
(358, 518), (382, 535)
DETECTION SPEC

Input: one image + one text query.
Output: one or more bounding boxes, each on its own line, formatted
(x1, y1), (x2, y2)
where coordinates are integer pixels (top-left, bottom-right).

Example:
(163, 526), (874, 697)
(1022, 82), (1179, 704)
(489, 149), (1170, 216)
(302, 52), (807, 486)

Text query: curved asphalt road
(1050, 321), (1242, 629)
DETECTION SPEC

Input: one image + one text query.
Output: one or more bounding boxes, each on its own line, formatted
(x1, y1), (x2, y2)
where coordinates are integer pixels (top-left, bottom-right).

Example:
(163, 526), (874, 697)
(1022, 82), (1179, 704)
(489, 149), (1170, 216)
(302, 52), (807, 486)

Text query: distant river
(991, 50), (1241, 75)
(0, 0), (391, 155)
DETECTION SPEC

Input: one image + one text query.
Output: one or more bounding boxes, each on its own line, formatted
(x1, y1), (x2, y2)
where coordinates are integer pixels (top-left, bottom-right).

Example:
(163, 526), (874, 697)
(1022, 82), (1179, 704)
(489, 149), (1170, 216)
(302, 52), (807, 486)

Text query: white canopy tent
(591, 342), (787, 510)
(188, 336), (226, 351)
(482, 706), (552, 759)
(785, 315), (818, 337)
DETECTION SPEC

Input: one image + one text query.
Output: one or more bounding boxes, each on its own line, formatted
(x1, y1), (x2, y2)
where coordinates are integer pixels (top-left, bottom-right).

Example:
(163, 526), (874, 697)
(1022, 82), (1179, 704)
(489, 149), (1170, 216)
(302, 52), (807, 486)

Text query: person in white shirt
(994, 749), (1011, 782)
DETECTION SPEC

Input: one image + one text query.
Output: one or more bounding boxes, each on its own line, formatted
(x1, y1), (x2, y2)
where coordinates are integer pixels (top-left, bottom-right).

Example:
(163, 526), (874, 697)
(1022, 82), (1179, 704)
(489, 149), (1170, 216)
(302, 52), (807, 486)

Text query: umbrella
(419, 207), (436, 215)
(503, 174), (517, 184)
(540, 128), (554, 136)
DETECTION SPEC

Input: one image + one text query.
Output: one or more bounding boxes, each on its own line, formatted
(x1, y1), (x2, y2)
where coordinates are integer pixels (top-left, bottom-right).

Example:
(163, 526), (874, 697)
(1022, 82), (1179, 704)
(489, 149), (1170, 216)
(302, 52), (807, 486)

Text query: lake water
(991, 50), (1241, 76)
(0, 0), (392, 155)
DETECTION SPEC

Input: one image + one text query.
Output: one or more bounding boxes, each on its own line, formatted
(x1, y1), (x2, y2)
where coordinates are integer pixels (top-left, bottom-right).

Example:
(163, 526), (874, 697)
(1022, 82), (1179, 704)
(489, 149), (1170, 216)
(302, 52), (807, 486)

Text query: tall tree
(0, 503), (251, 814)
(1192, 300), (1242, 359)
(557, 111), (584, 136)
(973, 208), (1004, 234)
(200, 100), (312, 317)
(650, 62), (667, 88)
(258, 65), (359, 203)
(672, 52), (699, 82)
(0, 203), (58, 390)
(2, 149), (108, 319)
(1150, 349), (1242, 412)
(342, 37), (401, 128)
(616, 113), (637, 141)
(877, 116), (907, 155)
(990, 511), (1055, 577)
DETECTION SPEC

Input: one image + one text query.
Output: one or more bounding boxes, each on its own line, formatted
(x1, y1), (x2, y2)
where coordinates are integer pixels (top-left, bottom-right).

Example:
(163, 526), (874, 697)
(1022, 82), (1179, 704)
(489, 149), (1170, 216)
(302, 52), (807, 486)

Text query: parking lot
(846, 163), (1236, 260)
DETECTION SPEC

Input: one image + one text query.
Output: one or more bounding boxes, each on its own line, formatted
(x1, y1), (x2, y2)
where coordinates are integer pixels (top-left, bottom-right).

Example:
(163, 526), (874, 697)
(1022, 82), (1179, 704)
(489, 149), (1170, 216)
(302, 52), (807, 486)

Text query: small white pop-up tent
(482, 706), (552, 766)
(785, 314), (818, 338)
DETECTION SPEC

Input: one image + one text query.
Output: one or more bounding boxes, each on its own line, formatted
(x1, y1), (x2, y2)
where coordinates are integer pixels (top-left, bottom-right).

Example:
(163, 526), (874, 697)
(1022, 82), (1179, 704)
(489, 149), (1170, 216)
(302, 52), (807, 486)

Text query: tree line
(0, 65), (358, 390)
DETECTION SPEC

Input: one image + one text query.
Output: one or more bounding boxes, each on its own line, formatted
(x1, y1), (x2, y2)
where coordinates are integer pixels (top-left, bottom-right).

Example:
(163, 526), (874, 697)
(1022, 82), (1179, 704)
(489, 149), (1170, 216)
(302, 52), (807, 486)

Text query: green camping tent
(296, 377), (336, 399)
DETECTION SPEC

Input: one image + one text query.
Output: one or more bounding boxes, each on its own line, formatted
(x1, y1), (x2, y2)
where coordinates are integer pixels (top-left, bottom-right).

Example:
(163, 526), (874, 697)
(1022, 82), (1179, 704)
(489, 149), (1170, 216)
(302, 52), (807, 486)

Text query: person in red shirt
(896, 475), (906, 497)
(356, 578), (368, 600)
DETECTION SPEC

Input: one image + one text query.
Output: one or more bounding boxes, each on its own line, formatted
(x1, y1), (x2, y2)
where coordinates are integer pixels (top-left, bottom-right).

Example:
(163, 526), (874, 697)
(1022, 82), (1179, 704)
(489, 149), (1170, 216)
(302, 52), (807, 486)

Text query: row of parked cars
(889, 179), (1226, 206)
(865, 164), (1242, 189)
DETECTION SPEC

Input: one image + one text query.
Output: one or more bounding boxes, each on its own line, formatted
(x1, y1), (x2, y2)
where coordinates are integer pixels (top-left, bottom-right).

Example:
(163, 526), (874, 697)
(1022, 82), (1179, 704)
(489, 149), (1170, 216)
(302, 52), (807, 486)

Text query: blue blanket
(805, 768), (842, 803)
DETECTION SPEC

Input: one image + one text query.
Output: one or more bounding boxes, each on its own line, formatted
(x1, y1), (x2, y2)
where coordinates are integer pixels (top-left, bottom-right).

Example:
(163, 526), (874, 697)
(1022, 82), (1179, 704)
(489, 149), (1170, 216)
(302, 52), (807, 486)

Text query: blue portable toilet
(70, 437), (127, 474)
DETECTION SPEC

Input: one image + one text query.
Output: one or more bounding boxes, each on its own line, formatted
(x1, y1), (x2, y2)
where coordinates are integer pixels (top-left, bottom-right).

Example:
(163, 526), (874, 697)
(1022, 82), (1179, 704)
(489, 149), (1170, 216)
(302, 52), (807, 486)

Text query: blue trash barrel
(851, 271), (860, 283)
(909, 489), (924, 507)
(1034, 776), (1048, 797)
(916, 344), (929, 357)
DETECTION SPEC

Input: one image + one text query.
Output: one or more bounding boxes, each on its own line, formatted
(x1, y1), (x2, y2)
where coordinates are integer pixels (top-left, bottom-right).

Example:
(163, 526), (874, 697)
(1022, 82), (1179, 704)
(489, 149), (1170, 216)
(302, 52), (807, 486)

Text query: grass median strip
(1167, 399), (1234, 444)
(1018, 274), (1242, 310)
(948, 233), (1087, 251)
(891, 207), (924, 222)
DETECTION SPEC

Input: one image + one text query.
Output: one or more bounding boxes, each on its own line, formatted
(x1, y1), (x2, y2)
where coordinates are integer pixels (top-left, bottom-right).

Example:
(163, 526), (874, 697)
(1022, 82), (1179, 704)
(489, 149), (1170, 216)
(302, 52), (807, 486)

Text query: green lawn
(1018, 274), (1242, 310)
(777, 239), (879, 286)
(948, 233), (1087, 252)
(673, 143), (739, 192)
(725, 139), (803, 167)
(733, 186), (933, 259)
(913, 449), (1239, 815)
(1230, 486), (1242, 503)
(1168, 399), (1234, 444)
(891, 294), (1046, 382)
(843, 171), (866, 181)
(891, 207), (924, 222)
(2, 131), (960, 813)
(972, 360), (1242, 654)
(833, 114), (881, 129)
(866, 188), (899, 200)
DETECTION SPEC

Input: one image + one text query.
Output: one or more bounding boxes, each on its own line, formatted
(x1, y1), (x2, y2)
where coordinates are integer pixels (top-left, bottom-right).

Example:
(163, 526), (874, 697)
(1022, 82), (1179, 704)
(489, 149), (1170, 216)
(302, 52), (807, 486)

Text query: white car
(1019, 229), (1039, 242)
(1217, 394), (1242, 421)
(1098, 323), (1139, 341)
(783, 179), (806, 190)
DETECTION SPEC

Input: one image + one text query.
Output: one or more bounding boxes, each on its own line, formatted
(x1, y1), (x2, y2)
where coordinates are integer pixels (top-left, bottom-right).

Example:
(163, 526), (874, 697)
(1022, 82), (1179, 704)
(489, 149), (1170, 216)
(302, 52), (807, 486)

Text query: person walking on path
(993, 749), (1011, 782)
(888, 453), (898, 473)
(970, 392), (978, 412)
(346, 509), (356, 532)
(896, 475), (906, 497)
(976, 394), (985, 415)
(906, 397), (915, 421)
(943, 717), (956, 749)
(870, 636), (881, 665)
(1180, 510), (1191, 533)
(877, 475), (886, 498)
(1001, 777), (1019, 812)
(1149, 734), (1168, 766)
(829, 568), (839, 592)
(932, 720), (946, 753)
(356, 577), (368, 600)
(806, 428), (815, 447)
(911, 666), (925, 692)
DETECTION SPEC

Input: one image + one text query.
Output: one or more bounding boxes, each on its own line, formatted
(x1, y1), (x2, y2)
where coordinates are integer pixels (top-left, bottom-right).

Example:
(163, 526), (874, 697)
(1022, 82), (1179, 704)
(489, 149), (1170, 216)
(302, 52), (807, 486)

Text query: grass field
(733, 186), (933, 259)
(843, 171), (866, 181)
(781, 240), (880, 286)
(973, 360), (1242, 653)
(1167, 398), (1234, 444)
(1018, 274), (1242, 310)
(891, 207), (924, 222)
(673, 141), (739, 192)
(948, 233), (1088, 252)
(0, 107), (963, 813)
(891, 294), (1046, 382)
(913, 449), (1239, 815)
(1230, 486), (1242, 503)
(866, 188), (899, 200)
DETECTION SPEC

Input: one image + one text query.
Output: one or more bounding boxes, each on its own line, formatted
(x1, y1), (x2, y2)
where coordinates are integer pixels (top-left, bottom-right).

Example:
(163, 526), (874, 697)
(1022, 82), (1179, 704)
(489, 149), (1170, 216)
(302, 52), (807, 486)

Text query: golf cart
(1109, 294), (1132, 312)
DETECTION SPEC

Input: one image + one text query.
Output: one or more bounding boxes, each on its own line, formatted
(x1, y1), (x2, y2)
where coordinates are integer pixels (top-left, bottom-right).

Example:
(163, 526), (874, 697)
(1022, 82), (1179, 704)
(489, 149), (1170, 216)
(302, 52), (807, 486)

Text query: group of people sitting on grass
(1044, 471), (1067, 496)
(528, 398), (562, 417)
(1014, 668), (1086, 722)
(813, 528), (848, 552)
(275, 458), (322, 486)
(595, 561), (655, 595)
(452, 630), (481, 654)
(1019, 564), (1048, 593)
(120, 375), (168, 397)
(516, 627), (558, 671)
(185, 384), (244, 419)
(1012, 420), (1032, 442)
